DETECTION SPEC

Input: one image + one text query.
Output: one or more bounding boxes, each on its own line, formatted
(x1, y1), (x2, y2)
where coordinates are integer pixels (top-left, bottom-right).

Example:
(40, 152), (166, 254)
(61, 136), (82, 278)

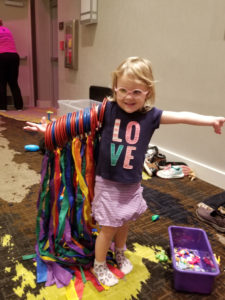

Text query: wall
(57, 0), (80, 99)
(0, 0), (34, 106)
(57, 0), (225, 189)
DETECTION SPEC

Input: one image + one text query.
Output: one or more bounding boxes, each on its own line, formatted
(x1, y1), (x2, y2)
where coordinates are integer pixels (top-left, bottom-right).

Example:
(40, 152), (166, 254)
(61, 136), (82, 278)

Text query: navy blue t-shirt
(96, 101), (163, 183)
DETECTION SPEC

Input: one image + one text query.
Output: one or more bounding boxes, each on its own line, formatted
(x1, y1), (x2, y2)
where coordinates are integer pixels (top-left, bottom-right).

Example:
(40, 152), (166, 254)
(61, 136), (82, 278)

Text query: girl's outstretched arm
(160, 111), (225, 134)
(23, 116), (47, 134)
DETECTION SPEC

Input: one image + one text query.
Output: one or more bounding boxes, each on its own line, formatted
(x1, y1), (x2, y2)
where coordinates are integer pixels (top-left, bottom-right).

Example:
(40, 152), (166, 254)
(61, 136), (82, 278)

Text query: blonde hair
(111, 56), (156, 112)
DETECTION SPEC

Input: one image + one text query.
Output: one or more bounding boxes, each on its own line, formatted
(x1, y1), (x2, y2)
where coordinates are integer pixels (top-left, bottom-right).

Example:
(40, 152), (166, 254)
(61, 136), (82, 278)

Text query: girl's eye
(119, 88), (127, 94)
(133, 90), (142, 95)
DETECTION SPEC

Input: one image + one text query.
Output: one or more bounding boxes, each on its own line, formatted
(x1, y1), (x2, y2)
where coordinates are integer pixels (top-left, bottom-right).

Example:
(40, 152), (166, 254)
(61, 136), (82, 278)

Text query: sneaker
(156, 166), (184, 179)
(157, 163), (195, 180)
(158, 161), (187, 170)
(196, 203), (225, 233)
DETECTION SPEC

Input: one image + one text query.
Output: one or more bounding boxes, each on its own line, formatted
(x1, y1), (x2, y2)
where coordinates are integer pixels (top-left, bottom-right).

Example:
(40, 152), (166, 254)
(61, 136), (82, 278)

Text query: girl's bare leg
(95, 226), (117, 262)
(114, 223), (129, 248)
(94, 225), (119, 286)
(114, 223), (133, 275)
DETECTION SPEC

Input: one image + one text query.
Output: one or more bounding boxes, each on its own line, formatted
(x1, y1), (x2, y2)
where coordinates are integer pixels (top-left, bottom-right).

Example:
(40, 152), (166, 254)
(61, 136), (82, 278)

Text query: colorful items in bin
(174, 248), (202, 272)
(174, 247), (218, 273)
(203, 256), (216, 268)
(35, 99), (112, 296)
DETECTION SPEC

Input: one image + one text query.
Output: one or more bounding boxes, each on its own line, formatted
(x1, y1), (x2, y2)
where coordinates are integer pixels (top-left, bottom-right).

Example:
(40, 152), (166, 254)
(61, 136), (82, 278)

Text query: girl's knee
(100, 226), (118, 239)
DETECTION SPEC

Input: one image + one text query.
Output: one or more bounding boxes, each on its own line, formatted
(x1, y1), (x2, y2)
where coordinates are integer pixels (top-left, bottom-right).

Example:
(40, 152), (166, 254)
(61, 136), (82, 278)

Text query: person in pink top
(0, 19), (23, 110)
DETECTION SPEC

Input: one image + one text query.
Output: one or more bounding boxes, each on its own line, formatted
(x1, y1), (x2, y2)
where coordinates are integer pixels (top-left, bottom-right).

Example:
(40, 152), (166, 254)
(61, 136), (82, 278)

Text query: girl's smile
(116, 74), (149, 113)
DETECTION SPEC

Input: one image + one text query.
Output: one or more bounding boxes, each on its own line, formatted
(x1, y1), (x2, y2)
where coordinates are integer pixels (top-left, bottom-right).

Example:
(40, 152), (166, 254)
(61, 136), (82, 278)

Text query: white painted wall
(1, 0), (224, 188)
(57, 0), (225, 189)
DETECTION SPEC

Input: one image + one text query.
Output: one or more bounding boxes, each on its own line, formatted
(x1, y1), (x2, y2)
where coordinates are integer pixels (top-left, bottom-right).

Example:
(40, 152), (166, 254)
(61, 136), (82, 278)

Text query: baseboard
(37, 100), (52, 108)
(152, 145), (225, 190)
(7, 95), (30, 107)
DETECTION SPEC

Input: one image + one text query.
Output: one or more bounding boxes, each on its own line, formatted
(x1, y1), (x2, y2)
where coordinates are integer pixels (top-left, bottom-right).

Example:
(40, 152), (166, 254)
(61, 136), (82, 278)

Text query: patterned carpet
(0, 114), (224, 300)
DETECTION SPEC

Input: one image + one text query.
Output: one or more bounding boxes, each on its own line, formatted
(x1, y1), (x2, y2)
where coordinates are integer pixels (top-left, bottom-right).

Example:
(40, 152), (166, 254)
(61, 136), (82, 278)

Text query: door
(50, 0), (58, 108)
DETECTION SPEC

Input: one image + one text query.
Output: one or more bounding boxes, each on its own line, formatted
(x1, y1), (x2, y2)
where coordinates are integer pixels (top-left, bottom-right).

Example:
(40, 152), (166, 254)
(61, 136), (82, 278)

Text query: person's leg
(114, 223), (129, 248)
(94, 225), (119, 286)
(0, 53), (8, 110)
(7, 53), (23, 110)
(95, 226), (117, 261)
(114, 223), (133, 274)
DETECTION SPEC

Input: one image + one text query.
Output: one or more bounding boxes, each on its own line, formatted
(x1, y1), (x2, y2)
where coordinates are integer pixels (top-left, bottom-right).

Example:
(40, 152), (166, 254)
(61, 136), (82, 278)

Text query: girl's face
(115, 74), (149, 113)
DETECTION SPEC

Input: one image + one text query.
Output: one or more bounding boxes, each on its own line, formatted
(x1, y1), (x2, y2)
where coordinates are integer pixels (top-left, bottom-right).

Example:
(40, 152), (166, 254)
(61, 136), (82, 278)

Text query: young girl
(24, 57), (225, 287)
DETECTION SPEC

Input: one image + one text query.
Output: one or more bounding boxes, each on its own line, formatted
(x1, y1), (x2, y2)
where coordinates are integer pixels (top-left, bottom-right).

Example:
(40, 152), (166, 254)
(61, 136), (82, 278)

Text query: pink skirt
(92, 176), (148, 227)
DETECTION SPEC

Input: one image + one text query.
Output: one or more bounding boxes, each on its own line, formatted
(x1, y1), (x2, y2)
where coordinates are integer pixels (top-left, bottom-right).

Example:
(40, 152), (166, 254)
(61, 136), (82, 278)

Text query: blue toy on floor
(24, 144), (40, 152)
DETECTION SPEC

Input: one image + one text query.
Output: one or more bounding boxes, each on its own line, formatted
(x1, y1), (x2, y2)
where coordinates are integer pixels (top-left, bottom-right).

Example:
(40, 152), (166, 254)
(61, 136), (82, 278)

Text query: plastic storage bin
(168, 226), (220, 294)
(58, 99), (100, 116)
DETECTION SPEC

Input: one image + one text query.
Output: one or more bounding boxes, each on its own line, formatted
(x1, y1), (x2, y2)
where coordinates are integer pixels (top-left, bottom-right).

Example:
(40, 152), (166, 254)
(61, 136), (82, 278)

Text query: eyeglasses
(115, 87), (149, 99)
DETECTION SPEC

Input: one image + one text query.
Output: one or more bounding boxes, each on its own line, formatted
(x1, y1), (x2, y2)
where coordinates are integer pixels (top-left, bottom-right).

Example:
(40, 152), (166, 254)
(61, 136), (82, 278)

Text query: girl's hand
(213, 117), (225, 134)
(23, 116), (47, 133)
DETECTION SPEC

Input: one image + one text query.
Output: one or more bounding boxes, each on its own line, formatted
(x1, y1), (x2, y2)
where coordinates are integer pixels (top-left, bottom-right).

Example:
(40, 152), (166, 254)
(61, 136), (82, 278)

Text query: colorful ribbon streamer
(35, 100), (119, 297)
